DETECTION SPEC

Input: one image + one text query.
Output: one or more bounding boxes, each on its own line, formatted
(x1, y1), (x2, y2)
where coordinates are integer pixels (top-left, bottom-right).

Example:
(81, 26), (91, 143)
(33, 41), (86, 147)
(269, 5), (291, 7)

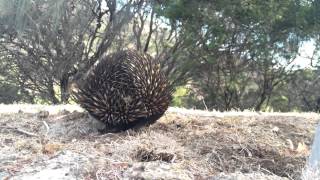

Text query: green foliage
(156, 0), (319, 111)
(171, 86), (205, 109)
(268, 95), (290, 112)
(0, 82), (22, 104)
(172, 86), (189, 107)
(264, 68), (320, 112)
(0, 0), (319, 112)
(0, 0), (67, 34)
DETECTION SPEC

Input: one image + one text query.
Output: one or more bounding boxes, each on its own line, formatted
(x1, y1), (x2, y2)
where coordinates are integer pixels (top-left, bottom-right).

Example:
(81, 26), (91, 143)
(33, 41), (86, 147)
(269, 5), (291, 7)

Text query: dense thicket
(0, 0), (319, 111)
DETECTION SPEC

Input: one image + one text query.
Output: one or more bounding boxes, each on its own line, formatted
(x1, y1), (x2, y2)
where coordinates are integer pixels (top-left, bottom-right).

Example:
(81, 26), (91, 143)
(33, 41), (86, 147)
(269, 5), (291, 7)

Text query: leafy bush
(0, 82), (22, 103)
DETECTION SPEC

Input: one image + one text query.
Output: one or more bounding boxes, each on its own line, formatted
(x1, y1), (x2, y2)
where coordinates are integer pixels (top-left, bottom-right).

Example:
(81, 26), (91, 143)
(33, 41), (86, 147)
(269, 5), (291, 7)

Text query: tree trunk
(48, 85), (59, 104)
(60, 73), (70, 103)
(255, 92), (266, 111)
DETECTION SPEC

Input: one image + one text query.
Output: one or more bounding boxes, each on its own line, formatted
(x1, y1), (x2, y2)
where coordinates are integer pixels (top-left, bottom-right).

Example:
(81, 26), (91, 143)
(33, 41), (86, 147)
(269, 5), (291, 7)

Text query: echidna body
(74, 50), (172, 132)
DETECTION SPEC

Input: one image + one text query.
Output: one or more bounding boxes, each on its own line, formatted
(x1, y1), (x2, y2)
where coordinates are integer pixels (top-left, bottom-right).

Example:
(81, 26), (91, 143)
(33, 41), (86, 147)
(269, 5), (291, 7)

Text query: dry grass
(0, 105), (319, 179)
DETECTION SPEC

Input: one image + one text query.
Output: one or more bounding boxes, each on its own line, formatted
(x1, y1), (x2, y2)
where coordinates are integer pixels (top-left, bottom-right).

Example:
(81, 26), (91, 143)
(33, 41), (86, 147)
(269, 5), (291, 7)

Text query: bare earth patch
(0, 105), (319, 179)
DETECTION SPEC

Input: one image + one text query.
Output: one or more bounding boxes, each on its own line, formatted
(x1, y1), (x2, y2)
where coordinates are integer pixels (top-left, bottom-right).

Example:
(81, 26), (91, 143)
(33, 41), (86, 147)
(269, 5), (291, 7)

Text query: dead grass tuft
(134, 147), (175, 162)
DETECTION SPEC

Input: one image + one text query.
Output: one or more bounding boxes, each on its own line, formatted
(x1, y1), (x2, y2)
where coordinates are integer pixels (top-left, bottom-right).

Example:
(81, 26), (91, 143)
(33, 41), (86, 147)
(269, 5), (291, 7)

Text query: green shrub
(0, 83), (22, 103)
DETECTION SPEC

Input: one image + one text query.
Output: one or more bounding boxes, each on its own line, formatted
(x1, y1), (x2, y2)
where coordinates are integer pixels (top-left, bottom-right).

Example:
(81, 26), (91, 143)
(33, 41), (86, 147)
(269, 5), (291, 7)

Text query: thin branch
(144, 6), (155, 52)
(42, 121), (50, 134)
(0, 126), (39, 137)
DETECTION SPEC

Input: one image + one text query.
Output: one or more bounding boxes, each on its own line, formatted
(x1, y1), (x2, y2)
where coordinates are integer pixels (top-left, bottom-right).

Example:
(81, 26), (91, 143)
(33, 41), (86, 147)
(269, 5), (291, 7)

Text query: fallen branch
(0, 126), (39, 137)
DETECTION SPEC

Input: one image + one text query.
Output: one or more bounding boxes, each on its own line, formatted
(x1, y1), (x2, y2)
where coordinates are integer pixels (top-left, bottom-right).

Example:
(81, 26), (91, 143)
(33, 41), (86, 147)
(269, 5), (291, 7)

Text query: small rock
(37, 111), (49, 119)
(58, 110), (71, 115)
(4, 138), (13, 144)
(271, 126), (279, 133)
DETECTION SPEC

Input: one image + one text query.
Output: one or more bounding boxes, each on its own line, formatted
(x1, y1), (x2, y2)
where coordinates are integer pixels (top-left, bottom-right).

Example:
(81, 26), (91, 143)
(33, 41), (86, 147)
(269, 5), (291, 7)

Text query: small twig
(202, 99), (208, 111)
(285, 173), (294, 180)
(54, 114), (71, 121)
(96, 168), (102, 180)
(54, 112), (86, 121)
(211, 150), (225, 171)
(42, 121), (50, 134)
(0, 126), (39, 137)
(260, 167), (278, 176)
(171, 154), (177, 163)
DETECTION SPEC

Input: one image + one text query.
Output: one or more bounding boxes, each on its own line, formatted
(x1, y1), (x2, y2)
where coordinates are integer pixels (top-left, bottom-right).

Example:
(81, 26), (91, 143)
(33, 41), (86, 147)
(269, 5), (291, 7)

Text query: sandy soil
(0, 105), (319, 180)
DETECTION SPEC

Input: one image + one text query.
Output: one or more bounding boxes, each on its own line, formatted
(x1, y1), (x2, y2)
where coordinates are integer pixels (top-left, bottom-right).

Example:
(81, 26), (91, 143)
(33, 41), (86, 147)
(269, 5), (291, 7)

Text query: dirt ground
(0, 105), (319, 180)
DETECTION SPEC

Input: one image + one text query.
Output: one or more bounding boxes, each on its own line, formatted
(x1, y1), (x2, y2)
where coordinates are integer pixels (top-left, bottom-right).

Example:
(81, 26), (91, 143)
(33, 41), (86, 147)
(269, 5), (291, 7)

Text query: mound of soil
(0, 105), (318, 179)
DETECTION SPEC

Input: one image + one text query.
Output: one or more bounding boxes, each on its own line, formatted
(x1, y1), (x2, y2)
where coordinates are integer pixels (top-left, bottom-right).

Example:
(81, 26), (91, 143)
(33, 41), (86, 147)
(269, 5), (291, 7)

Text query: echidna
(73, 50), (172, 132)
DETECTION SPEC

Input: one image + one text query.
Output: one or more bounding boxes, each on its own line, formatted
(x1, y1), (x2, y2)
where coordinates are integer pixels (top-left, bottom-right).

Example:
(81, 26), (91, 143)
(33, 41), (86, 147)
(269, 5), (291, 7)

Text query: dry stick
(202, 99), (208, 111)
(260, 167), (278, 177)
(0, 126), (39, 137)
(54, 112), (86, 121)
(42, 120), (50, 134)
